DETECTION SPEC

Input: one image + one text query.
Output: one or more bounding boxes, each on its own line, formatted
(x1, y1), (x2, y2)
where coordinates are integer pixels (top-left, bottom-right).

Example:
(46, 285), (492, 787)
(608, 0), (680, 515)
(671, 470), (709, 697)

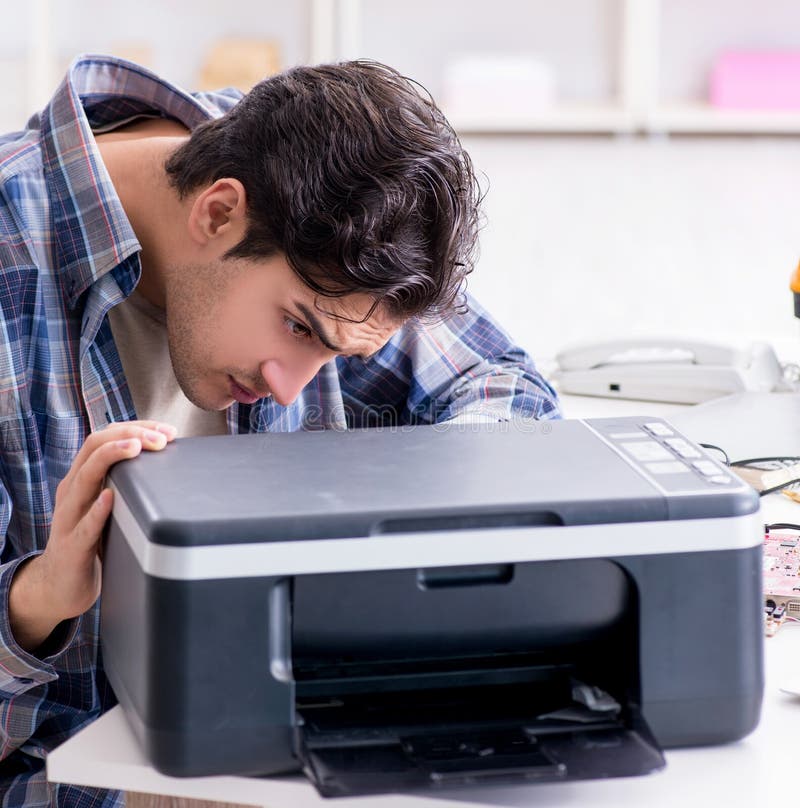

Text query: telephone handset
(553, 338), (785, 404)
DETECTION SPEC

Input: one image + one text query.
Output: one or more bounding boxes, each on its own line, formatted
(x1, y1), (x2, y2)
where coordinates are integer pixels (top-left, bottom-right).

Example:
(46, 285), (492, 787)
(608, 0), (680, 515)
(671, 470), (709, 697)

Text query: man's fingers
(63, 421), (177, 487)
(57, 437), (143, 526)
(73, 425), (174, 508)
(83, 433), (170, 493)
(72, 487), (115, 557)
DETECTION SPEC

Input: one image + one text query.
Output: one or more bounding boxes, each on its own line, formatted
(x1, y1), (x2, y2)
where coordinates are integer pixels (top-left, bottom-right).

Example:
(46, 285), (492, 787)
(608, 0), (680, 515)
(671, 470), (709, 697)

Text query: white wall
(464, 134), (800, 361)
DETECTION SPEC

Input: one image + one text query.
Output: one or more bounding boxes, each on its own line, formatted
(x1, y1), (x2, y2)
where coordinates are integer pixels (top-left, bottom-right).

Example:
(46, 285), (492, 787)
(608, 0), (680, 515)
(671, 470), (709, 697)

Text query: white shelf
(326, 0), (800, 137)
(448, 102), (800, 137)
(445, 103), (635, 135)
(10, 1), (800, 137)
(646, 103), (800, 134)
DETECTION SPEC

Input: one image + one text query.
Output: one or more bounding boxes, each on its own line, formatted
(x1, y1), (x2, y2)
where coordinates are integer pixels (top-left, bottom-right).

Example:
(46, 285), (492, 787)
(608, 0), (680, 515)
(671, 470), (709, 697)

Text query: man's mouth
(229, 376), (263, 405)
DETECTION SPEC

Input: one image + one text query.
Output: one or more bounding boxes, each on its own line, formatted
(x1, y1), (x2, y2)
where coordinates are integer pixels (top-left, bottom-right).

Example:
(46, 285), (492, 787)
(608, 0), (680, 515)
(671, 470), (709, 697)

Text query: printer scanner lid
(108, 416), (758, 549)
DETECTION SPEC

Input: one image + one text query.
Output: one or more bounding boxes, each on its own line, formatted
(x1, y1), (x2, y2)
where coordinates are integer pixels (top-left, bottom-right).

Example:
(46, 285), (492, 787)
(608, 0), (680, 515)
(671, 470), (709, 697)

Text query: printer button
(620, 441), (674, 462)
(644, 422), (673, 437)
(709, 475), (732, 485)
(645, 461), (691, 475)
(664, 438), (702, 459)
(692, 460), (721, 476)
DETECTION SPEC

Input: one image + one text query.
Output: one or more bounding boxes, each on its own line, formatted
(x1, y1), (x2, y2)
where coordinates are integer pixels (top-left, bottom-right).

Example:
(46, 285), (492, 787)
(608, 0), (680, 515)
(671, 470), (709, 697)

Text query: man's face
(164, 253), (401, 410)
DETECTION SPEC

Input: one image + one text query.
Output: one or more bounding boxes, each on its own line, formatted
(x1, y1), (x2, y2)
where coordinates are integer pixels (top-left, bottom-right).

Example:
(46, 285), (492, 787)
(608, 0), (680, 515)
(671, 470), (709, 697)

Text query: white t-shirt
(107, 288), (229, 438)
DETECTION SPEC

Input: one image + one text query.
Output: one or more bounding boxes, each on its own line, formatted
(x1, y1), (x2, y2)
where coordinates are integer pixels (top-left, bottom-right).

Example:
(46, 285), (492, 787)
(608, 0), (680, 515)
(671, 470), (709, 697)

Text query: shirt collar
(40, 54), (218, 308)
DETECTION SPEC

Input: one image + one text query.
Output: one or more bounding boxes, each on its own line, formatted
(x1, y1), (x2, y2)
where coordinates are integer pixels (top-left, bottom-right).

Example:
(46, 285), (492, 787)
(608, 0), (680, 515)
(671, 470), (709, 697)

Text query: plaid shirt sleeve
(336, 294), (561, 427)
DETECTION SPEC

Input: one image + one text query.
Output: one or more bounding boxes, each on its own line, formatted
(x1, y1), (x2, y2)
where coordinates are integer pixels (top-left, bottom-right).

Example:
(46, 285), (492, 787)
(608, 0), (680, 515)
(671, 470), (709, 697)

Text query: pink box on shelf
(710, 51), (800, 110)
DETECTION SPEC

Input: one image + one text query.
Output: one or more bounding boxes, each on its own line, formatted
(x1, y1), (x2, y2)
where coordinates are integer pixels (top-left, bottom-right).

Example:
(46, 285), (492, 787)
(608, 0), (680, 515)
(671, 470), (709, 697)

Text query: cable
(758, 479), (800, 497)
(699, 443), (730, 465)
(726, 456), (800, 497)
(730, 455), (800, 468)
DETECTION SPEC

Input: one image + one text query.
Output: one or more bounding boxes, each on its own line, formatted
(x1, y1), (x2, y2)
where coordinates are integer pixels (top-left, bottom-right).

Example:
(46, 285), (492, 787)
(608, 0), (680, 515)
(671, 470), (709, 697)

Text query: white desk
(46, 639), (800, 808)
(47, 394), (800, 806)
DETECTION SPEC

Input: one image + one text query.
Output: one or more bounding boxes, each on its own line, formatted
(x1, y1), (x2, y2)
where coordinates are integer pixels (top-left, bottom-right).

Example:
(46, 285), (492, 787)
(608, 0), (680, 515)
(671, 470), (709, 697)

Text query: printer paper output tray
(302, 724), (663, 798)
(298, 683), (665, 797)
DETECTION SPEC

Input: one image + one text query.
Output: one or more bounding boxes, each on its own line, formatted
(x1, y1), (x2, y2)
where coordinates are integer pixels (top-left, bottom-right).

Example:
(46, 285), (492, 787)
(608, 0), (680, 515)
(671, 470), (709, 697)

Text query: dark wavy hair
(165, 60), (482, 321)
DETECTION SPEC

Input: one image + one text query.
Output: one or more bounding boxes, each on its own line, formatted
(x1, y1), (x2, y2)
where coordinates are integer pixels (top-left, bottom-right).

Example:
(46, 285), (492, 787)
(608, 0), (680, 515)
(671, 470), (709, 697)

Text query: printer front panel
(101, 532), (298, 778)
(617, 544), (764, 747)
(102, 540), (763, 788)
(292, 559), (634, 673)
(142, 573), (298, 777)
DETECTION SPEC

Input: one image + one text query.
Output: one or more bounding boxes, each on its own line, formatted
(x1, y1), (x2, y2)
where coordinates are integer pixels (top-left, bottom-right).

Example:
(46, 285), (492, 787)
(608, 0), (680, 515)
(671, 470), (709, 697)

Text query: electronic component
(763, 524), (800, 636)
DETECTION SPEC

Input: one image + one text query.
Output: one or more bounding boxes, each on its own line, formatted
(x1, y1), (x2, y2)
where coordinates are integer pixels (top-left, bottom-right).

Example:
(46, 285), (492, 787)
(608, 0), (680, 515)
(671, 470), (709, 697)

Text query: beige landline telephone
(552, 338), (788, 404)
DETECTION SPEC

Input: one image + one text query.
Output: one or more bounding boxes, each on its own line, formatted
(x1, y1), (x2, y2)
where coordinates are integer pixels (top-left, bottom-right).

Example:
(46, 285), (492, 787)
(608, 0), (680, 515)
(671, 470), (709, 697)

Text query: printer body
(101, 417), (763, 796)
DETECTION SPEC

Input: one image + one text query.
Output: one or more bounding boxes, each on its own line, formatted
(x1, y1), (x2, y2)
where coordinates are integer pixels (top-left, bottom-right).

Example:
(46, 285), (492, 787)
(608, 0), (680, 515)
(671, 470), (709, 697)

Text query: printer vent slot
(373, 510), (562, 534)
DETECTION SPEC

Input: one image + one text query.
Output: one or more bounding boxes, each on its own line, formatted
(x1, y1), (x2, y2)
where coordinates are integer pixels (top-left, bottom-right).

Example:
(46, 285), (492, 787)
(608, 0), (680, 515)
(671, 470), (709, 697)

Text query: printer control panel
(585, 417), (739, 495)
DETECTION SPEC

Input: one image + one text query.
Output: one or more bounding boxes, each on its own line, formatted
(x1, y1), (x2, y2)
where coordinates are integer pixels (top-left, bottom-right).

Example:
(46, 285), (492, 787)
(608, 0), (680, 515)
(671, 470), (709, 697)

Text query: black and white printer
(101, 416), (763, 797)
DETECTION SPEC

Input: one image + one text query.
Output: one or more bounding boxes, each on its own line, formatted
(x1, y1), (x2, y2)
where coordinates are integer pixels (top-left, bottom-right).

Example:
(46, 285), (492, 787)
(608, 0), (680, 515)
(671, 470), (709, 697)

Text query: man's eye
(286, 317), (313, 340)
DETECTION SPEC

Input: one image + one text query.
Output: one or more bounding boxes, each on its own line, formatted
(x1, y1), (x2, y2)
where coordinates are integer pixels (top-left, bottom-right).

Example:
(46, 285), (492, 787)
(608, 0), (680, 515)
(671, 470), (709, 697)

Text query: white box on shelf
(441, 53), (556, 120)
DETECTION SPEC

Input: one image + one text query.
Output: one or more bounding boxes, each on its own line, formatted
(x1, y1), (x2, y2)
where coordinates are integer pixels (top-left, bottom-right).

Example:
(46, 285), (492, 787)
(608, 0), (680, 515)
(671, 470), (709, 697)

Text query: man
(0, 54), (559, 805)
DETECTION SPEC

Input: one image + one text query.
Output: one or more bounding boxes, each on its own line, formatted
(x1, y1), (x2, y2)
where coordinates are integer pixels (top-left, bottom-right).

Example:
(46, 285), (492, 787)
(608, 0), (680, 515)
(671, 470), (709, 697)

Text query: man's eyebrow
(294, 301), (346, 354)
(294, 302), (378, 361)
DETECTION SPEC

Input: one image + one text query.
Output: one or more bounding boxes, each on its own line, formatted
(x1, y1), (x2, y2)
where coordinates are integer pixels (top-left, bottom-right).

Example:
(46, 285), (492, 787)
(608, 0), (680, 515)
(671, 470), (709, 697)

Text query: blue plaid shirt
(0, 55), (559, 806)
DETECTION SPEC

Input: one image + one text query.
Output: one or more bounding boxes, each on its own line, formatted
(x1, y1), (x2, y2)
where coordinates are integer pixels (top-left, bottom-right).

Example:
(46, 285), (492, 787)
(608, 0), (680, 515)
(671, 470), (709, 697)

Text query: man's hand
(9, 421), (177, 654)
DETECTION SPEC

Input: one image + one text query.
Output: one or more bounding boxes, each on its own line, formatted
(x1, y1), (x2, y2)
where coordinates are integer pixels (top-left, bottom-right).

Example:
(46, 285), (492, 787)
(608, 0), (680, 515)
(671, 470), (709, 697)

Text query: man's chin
(179, 384), (230, 412)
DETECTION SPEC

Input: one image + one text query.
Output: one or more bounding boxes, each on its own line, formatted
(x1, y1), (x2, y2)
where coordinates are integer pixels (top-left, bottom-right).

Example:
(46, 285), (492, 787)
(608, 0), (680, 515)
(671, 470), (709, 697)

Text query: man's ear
(187, 178), (247, 249)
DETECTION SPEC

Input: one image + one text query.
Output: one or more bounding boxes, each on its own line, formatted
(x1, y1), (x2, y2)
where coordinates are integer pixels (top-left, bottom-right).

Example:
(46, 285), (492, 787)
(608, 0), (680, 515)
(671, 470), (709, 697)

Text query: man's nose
(259, 358), (325, 407)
